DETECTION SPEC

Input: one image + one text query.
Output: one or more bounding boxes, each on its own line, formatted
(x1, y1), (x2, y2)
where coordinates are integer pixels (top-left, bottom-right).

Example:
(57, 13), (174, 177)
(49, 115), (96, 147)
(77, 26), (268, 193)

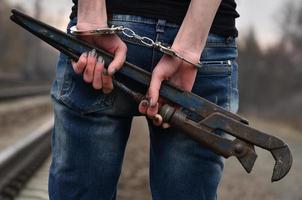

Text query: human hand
(71, 23), (127, 94)
(139, 0), (220, 127)
(138, 49), (199, 127)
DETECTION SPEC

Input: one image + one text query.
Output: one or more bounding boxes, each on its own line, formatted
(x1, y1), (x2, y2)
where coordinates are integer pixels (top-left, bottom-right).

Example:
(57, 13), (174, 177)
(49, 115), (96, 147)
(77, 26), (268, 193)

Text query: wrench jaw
(201, 113), (293, 181)
(271, 145), (293, 182)
(237, 151), (257, 173)
(234, 141), (258, 173)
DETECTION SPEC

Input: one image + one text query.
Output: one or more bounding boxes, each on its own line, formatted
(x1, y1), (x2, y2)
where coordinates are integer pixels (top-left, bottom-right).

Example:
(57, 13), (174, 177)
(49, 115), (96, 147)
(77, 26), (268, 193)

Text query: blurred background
(0, 0), (301, 199)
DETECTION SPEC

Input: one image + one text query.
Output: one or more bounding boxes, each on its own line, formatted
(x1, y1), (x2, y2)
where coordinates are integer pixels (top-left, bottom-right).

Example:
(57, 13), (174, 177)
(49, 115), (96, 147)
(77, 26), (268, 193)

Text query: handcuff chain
(70, 25), (202, 68)
(121, 27), (155, 47)
(121, 27), (202, 68)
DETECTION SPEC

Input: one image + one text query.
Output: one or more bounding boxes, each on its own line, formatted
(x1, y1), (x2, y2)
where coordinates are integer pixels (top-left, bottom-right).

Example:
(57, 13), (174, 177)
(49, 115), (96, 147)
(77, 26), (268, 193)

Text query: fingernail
(141, 100), (149, 107)
(103, 68), (109, 76)
(151, 102), (158, 109)
(153, 114), (163, 126)
(98, 56), (104, 64)
(148, 98), (152, 106)
(162, 123), (171, 129)
(111, 68), (117, 75)
(148, 99), (156, 108)
(83, 52), (88, 57)
(89, 49), (97, 57)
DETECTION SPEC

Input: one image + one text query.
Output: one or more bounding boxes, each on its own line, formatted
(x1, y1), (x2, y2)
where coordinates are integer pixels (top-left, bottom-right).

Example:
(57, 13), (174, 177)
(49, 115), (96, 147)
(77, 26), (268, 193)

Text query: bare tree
(238, 1), (302, 129)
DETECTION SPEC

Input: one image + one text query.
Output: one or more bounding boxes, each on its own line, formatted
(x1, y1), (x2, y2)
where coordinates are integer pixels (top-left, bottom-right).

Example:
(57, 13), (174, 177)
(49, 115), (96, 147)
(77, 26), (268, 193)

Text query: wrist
(172, 32), (206, 53)
(76, 22), (108, 30)
(77, 0), (107, 29)
(171, 43), (202, 65)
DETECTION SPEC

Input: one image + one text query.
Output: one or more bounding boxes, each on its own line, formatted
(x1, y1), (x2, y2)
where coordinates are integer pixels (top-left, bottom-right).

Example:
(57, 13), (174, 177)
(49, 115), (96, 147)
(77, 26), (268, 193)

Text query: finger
(147, 102), (158, 118)
(162, 123), (171, 129)
(152, 114), (163, 126)
(84, 49), (97, 83)
(72, 52), (88, 74)
(107, 43), (127, 75)
(138, 99), (149, 114)
(148, 67), (165, 107)
(102, 69), (114, 94)
(92, 56), (104, 90)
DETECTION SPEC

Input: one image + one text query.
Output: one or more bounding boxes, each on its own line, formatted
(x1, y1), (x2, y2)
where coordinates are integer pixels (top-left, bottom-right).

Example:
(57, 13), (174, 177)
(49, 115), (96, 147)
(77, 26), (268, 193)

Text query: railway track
(0, 120), (53, 200)
(0, 85), (50, 101)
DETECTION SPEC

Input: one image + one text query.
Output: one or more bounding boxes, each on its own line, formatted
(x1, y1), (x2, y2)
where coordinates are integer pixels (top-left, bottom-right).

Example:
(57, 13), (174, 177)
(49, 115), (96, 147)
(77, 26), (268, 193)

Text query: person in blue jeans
(49, 0), (240, 199)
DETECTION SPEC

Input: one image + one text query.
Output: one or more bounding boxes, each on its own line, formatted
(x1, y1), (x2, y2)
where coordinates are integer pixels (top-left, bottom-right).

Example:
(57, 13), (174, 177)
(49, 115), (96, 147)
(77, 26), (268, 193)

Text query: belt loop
(156, 19), (166, 33)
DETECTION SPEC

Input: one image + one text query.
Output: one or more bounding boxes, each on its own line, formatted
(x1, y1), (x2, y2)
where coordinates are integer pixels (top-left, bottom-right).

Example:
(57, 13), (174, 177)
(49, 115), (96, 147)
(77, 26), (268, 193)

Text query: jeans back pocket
(192, 60), (232, 110)
(54, 56), (115, 115)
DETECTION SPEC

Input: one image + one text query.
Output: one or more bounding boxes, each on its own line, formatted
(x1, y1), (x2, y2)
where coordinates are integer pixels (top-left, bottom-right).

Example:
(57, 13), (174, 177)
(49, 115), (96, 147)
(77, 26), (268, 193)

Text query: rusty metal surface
(10, 9), (293, 182)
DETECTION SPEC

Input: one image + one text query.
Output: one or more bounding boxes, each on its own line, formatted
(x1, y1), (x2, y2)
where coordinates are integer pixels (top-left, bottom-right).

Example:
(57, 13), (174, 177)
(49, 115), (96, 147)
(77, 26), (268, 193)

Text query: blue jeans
(49, 14), (239, 200)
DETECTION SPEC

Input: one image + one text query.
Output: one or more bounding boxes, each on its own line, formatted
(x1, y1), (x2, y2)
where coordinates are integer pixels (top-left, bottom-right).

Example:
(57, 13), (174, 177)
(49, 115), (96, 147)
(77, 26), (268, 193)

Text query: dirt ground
(118, 116), (302, 200)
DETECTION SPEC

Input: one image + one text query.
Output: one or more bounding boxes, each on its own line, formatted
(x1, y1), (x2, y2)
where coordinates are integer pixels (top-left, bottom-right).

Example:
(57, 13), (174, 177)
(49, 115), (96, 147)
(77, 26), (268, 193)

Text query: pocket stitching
(197, 61), (232, 76)
(58, 62), (115, 114)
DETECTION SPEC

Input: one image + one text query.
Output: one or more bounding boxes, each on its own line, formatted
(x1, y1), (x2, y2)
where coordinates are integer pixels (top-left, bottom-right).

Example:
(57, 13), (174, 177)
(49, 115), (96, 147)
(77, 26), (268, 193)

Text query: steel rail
(0, 119), (53, 199)
(0, 85), (50, 101)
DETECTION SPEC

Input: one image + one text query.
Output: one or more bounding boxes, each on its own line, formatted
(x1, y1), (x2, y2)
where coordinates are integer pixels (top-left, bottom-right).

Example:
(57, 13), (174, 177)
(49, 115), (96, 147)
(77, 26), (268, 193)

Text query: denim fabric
(49, 14), (239, 200)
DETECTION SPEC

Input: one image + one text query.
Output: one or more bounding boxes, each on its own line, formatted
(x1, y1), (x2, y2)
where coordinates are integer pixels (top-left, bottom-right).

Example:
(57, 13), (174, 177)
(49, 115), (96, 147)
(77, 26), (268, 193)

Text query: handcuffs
(70, 25), (203, 69)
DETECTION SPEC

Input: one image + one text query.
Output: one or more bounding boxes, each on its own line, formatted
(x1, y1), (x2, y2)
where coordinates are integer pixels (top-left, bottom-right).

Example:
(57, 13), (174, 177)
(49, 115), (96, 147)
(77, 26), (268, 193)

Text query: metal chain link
(121, 27), (177, 56)
(120, 26), (202, 68)
(121, 27), (156, 47)
(70, 25), (202, 68)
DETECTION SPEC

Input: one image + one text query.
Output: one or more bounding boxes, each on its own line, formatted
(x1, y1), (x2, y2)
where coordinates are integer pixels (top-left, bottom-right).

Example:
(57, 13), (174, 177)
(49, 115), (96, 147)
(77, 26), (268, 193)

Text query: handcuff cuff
(70, 25), (202, 69)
